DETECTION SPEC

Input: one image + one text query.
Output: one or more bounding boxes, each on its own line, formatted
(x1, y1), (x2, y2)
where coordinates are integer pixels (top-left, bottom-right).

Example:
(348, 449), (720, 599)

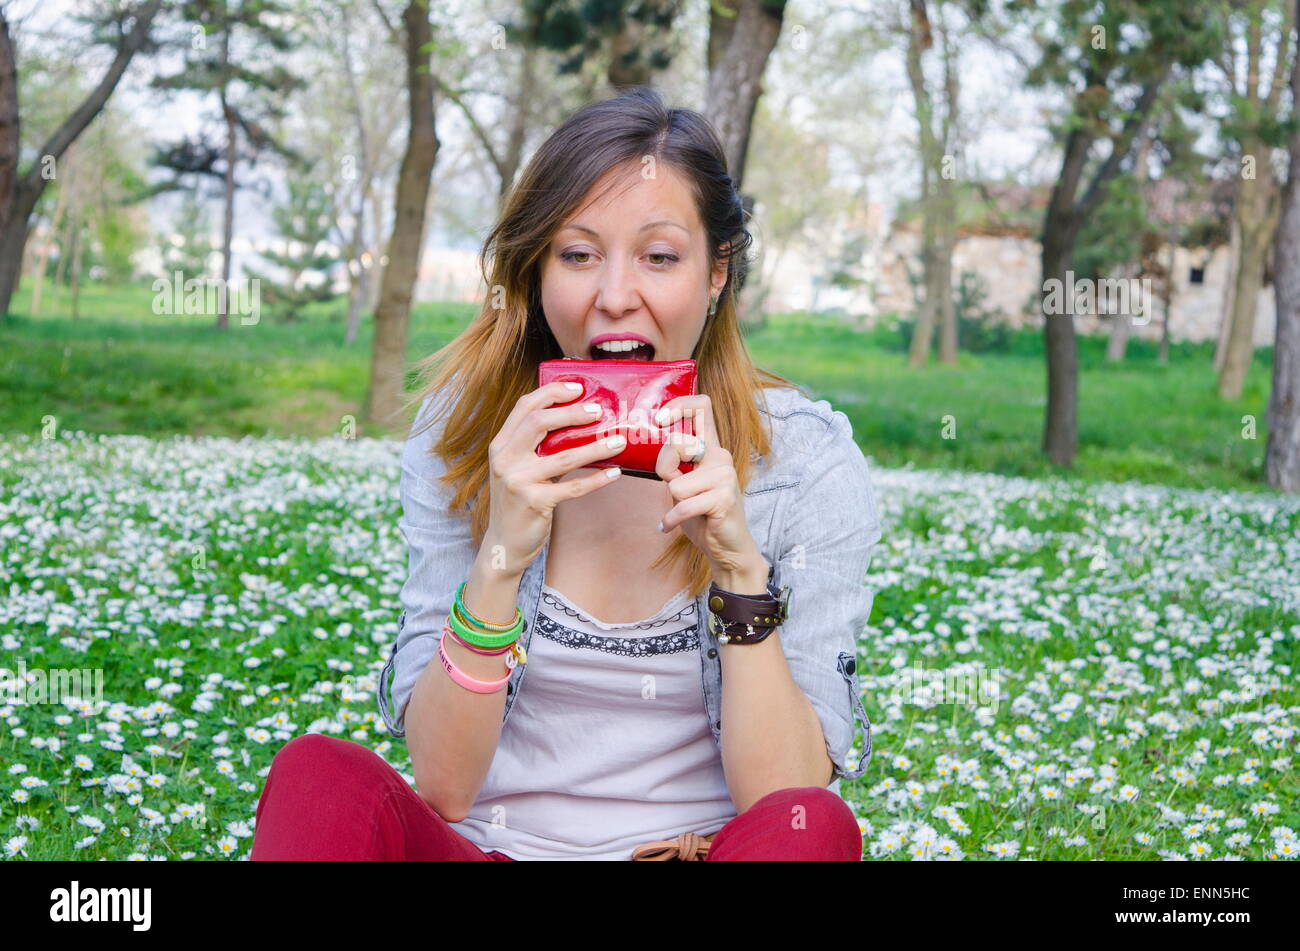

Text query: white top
(448, 582), (738, 860)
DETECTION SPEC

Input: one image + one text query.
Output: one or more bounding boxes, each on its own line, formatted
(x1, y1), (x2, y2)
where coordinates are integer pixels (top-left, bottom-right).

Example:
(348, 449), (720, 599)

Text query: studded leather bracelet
(706, 564), (791, 645)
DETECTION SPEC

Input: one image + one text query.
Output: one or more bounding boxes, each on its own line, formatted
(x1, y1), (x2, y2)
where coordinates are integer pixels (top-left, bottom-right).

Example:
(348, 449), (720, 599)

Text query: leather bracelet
(709, 613), (777, 645)
(707, 564), (790, 646)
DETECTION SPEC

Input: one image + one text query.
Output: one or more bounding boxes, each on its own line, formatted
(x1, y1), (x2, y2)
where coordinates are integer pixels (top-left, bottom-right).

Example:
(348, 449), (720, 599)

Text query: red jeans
(250, 733), (863, 861)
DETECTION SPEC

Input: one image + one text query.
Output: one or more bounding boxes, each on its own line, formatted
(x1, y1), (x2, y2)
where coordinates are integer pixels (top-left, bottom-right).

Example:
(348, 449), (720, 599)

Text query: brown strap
(630, 831), (717, 861)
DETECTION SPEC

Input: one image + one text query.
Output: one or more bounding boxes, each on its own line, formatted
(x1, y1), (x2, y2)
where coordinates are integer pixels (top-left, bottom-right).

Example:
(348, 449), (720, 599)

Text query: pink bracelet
(445, 623), (514, 656)
(439, 623), (512, 694)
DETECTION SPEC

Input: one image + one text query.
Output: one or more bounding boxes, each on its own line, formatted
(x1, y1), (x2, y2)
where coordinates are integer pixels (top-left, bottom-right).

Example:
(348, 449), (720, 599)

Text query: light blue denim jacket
(376, 382), (883, 788)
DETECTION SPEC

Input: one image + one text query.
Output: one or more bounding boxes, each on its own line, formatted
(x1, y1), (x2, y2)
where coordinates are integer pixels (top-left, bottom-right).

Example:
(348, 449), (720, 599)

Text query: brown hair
(402, 85), (803, 598)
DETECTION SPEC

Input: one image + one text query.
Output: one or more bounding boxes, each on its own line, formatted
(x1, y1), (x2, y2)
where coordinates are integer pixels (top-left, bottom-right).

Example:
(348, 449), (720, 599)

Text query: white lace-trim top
(448, 582), (737, 860)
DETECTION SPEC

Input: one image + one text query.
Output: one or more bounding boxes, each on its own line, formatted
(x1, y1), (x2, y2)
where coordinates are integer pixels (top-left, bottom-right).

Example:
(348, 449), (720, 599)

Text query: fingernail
(564, 382), (582, 391)
(655, 408), (669, 425)
(657, 520), (665, 533)
(583, 402), (601, 414)
(605, 467), (621, 479)
(605, 435), (625, 448)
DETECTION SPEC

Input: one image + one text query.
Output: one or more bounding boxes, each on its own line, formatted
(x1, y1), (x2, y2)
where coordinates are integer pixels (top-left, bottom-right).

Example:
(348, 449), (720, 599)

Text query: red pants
(250, 733), (862, 861)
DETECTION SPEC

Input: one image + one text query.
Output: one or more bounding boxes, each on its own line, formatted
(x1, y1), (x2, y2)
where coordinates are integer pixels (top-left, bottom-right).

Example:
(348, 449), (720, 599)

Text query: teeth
(594, 340), (648, 352)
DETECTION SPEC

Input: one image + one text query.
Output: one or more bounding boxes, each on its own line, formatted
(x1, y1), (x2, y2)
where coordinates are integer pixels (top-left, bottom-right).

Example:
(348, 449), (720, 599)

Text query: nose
(594, 257), (641, 318)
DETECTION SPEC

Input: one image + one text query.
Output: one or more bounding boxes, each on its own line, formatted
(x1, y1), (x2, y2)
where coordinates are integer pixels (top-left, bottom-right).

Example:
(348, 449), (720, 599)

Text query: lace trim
(540, 587), (694, 630)
(533, 607), (700, 657)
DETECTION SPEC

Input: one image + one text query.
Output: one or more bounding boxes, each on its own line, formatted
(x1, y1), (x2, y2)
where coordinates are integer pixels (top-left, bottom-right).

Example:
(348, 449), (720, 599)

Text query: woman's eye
(560, 251), (592, 264)
(648, 253), (679, 266)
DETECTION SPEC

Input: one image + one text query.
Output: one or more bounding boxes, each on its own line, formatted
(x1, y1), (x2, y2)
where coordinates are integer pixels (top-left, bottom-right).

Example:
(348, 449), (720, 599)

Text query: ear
(712, 242), (731, 295)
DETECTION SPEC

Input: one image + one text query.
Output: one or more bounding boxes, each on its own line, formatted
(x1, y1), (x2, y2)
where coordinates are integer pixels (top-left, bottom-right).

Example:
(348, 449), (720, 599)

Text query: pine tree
(244, 179), (340, 322)
(163, 186), (215, 279)
(149, 0), (304, 328)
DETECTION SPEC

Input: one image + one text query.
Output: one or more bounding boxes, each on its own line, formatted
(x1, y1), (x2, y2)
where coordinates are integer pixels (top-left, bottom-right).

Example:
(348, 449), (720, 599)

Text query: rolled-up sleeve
(772, 408), (882, 782)
(376, 391), (476, 738)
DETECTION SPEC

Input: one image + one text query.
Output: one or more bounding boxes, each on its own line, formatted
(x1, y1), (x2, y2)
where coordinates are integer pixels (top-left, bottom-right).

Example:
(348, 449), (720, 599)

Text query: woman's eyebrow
(561, 219), (689, 237)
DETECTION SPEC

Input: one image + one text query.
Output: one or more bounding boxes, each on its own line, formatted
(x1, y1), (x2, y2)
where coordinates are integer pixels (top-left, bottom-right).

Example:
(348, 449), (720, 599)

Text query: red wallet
(536, 358), (698, 480)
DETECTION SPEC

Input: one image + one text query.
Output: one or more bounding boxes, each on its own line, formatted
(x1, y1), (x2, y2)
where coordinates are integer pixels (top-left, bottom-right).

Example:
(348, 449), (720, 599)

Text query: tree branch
(370, 0), (402, 45)
(435, 77), (505, 183)
(1266, 0), (1296, 113)
(20, 0), (163, 199)
(1077, 73), (1168, 223)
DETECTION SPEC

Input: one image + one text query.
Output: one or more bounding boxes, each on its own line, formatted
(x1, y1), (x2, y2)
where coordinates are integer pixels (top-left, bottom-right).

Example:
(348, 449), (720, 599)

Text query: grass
(0, 283), (1294, 862)
(747, 312), (1275, 493)
(0, 280), (1280, 491)
(0, 282), (466, 439)
(1, 435), (1294, 860)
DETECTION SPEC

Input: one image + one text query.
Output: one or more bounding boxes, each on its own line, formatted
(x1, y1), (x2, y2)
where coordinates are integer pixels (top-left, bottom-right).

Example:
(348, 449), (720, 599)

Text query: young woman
(250, 86), (882, 861)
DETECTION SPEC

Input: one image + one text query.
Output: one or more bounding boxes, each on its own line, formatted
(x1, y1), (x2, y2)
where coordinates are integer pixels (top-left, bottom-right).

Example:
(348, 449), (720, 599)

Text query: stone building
(874, 222), (1275, 347)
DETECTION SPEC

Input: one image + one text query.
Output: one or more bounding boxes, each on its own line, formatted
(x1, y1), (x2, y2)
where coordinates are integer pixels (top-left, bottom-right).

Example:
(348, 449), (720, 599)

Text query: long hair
(401, 85), (804, 599)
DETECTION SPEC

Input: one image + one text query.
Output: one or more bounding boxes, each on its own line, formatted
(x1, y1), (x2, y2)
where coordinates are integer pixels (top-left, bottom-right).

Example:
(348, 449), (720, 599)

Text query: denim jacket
(376, 382), (883, 789)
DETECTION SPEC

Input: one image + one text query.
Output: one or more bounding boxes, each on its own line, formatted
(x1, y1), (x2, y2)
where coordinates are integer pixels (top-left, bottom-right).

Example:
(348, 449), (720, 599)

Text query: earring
(708, 294), (718, 317)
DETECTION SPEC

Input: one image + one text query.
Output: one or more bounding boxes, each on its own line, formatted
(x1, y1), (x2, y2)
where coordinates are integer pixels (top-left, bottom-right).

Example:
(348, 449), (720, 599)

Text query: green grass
(0, 282), (468, 438)
(2, 436), (1294, 860)
(0, 281), (1279, 490)
(749, 311), (1274, 492)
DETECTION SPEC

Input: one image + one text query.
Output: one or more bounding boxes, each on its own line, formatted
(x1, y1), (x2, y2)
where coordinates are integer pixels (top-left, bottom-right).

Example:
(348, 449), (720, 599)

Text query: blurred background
(2, 0), (1298, 490)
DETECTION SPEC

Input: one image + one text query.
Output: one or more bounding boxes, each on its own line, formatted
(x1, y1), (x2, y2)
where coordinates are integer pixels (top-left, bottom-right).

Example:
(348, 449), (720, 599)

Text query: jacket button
(707, 648), (717, 659)
(845, 659), (856, 675)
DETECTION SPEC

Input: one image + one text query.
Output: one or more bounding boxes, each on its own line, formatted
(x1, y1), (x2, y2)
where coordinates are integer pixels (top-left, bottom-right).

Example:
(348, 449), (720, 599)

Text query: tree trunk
(339, 6), (371, 348)
(1104, 260), (1141, 362)
(909, 240), (937, 366)
(905, 0), (937, 368)
(217, 19), (236, 332)
(0, 12), (18, 313)
(1215, 214), (1240, 373)
(365, 0), (439, 430)
(496, 44), (537, 207)
(1267, 1), (1300, 492)
(1039, 115), (1099, 468)
(0, 0), (162, 320)
(1105, 312), (1131, 362)
(1042, 228), (1079, 466)
(69, 218), (83, 319)
(706, 0), (786, 331)
(705, 0), (785, 189)
(1159, 235), (1174, 365)
(29, 141), (74, 317)
(345, 263), (367, 346)
(935, 179), (958, 365)
(935, 2), (959, 366)
(1219, 163), (1277, 399)
(51, 204), (71, 298)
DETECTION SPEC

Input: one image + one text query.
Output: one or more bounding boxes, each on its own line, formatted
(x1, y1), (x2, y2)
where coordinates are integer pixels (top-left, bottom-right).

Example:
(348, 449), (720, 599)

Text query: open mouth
(589, 341), (655, 361)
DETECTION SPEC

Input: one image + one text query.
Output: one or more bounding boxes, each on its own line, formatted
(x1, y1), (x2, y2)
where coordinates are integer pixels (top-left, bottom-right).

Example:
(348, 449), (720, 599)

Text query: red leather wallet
(536, 358), (698, 480)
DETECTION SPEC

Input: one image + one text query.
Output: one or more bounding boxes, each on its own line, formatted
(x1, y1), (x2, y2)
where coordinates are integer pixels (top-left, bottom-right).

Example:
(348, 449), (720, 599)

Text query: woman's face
(540, 162), (729, 363)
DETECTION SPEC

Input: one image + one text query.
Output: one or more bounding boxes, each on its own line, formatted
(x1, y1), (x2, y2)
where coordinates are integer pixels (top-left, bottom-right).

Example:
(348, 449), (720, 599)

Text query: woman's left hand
(652, 394), (763, 577)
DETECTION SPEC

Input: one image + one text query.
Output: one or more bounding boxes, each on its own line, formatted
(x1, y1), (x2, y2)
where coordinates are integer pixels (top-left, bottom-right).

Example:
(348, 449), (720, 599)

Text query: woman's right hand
(481, 380), (626, 575)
